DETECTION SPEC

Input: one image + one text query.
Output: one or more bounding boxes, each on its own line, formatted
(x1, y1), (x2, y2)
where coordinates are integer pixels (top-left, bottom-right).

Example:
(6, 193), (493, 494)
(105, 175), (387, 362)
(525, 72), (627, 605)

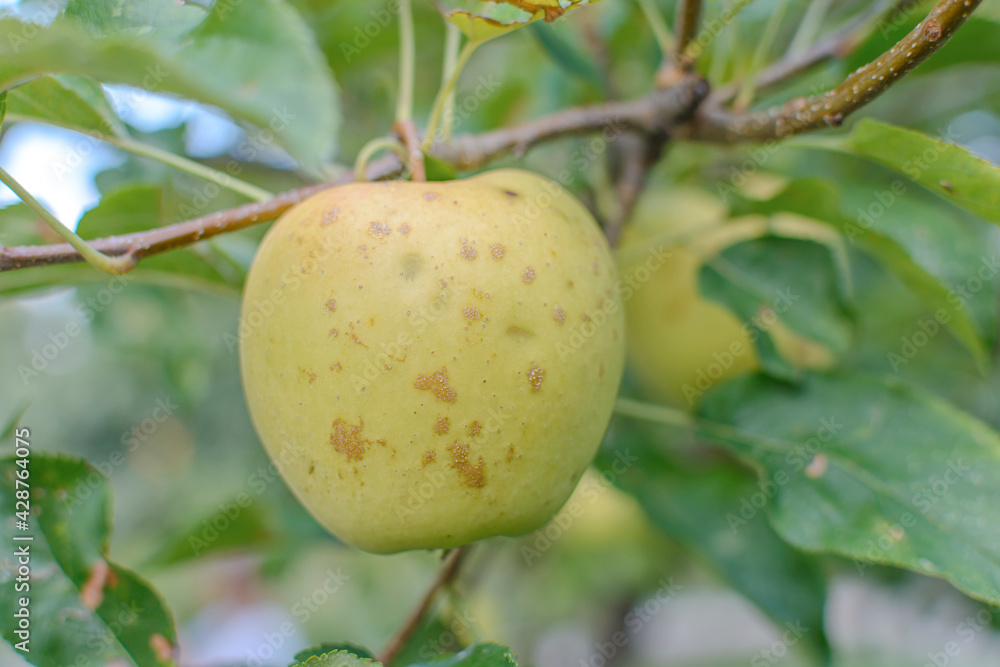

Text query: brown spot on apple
(415, 367), (458, 403)
(331, 418), (370, 461)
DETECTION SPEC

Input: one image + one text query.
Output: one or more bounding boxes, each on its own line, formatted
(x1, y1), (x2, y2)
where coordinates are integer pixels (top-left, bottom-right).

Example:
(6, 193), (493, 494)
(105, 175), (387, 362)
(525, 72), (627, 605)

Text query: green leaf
(6, 74), (127, 137)
(293, 644), (376, 663)
(801, 119), (1000, 225)
(76, 183), (167, 238)
(0, 202), (52, 248)
(698, 372), (1000, 607)
(424, 153), (458, 182)
(529, 23), (603, 88)
(439, 0), (606, 43)
(730, 178), (995, 370)
(60, 183), (243, 293)
(0, 0), (339, 170)
(147, 501), (275, 567)
(405, 642), (519, 667)
(699, 237), (852, 380)
(293, 649), (381, 667)
(606, 419), (830, 664)
(0, 453), (178, 666)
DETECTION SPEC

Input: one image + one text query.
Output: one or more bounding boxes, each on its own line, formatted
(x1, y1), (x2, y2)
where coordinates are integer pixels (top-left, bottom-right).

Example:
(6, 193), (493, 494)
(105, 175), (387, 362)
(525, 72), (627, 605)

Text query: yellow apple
(239, 169), (625, 554)
(618, 187), (836, 408)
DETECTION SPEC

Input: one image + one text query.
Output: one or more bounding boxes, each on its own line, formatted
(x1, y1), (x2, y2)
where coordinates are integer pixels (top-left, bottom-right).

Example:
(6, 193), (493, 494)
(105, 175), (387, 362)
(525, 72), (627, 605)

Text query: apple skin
(239, 169), (625, 554)
(619, 188), (836, 408)
(618, 188), (758, 407)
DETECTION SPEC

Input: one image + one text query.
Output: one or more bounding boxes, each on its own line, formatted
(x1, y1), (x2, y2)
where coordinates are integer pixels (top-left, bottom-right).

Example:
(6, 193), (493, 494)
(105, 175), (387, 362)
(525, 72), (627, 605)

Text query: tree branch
(0, 182), (336, 271)
(378, 546), (472, 666)
(712, 0), (919, 104)
(0, 77), (708, 272)
(436, 79), (707, 169)
(688, 0), (983, 142)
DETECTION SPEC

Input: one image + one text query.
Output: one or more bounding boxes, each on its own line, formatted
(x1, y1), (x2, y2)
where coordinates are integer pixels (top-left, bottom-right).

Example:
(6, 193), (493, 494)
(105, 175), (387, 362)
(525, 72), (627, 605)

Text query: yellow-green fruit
(239, 169), (625, 554)
(619, 188), (757, 407)
(619, 188), (836, 407)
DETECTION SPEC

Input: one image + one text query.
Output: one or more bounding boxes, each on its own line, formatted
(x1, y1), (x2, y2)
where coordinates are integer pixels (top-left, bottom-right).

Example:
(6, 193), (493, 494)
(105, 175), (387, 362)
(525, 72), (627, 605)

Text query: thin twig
(378, 546), (472, 666)
(689, 0), (983, 142)
(673, 0), (702, 68)
(606, 132), (667, 247)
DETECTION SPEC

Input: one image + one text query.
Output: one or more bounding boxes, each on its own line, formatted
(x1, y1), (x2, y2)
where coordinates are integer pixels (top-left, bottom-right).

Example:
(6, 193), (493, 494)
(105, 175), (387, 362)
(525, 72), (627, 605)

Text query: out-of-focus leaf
(293, 649), (380, 667)
(0, 202), (54, 247)
(605, 418), (830, 664)
(6, 74), (126, 136)
(0, 453), (178, 666)
(424, 153), (458, 182)
(699, 236), (853, 381)
(0, 0), (339, 170)
(294, 644), (376, 663)
(699, 372), (1000, 606)
(529, 23), (602, 88)
(76, 184), (166, 238)
(405, 642), (519, 667)
(147, 501), (274, 567)
(440, 0), (606, 43)
(802, 119), (1000, 225)
(731, 178), (995, 370)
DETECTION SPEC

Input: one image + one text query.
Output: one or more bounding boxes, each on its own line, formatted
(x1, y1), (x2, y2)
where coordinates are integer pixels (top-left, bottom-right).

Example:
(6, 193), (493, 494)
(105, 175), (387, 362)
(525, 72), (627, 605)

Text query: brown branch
(0, 182), (332, 271)
(688, 0), (983, 142)
(606, 131), (667, 247)
(674, 0), (703, 69)
(0, 77), (707, 272)
(436, 79), (707, 170)
(378, 546), (472, 666)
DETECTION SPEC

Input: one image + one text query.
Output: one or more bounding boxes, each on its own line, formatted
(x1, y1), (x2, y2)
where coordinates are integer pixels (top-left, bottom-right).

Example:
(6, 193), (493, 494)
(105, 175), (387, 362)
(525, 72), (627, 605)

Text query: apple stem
(396, 0), (415, 125)
(378, 545), (473, 665)
(354, 137), (411, 182)
(422, 41), (479, 154)
(440, 23), (462, 143)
